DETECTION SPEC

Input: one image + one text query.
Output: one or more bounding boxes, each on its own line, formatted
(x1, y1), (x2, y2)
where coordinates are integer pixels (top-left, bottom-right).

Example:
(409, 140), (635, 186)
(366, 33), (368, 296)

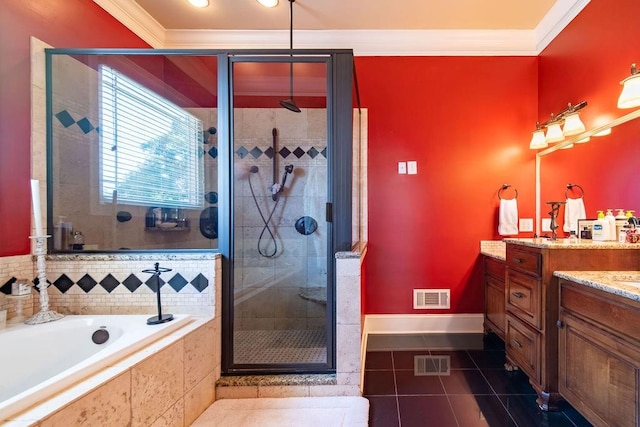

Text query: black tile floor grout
(364, 333), (593, 427)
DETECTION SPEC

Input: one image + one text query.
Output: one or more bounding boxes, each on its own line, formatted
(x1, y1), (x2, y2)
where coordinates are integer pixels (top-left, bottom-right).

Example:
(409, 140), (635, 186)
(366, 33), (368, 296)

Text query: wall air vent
(414, 355), (450, 376)
(413, 289), (450, 309)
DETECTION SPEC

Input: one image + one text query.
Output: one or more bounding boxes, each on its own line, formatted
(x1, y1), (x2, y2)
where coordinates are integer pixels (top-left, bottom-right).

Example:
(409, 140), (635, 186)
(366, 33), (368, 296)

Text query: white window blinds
(99, 64), (204, 208)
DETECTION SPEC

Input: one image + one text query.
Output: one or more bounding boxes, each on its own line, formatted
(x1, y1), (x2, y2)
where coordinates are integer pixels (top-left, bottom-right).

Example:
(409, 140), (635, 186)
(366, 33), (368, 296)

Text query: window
(99, 65), (204, 208)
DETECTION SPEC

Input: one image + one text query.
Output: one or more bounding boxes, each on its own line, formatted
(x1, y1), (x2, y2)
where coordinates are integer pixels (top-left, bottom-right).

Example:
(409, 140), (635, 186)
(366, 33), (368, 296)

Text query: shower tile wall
(233, 108), (327, 332)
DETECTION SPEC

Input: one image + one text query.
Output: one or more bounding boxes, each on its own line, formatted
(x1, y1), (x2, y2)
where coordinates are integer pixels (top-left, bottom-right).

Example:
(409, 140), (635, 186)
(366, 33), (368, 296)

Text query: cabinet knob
(556, 320), (564, 329)
(511, 339), (523, 348)
(512, 258), (524, 264)
(512, 291), (525, 299)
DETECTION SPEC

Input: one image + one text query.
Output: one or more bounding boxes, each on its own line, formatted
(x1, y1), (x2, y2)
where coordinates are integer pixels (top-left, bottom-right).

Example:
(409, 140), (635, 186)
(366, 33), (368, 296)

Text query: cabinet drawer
(506, 314), (541, 383)
(506, 246), (541, 277)
(484, 256), (506, 281)
(506, 269), (541, 329)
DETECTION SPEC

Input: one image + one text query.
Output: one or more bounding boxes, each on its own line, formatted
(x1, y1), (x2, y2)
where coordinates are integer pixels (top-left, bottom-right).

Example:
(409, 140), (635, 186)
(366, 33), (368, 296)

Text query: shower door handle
(326, 203), (333, 223)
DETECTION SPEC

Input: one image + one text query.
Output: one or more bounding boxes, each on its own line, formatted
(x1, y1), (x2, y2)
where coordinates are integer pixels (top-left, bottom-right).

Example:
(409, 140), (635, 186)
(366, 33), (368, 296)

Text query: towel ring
(565, 183), (584, 199)
(498, 184), (518, 200)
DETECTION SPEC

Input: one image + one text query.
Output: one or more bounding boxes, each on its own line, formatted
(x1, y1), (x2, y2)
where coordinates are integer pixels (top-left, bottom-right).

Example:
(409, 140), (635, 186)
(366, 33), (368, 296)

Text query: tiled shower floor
(364, 333), (592, 427)
(234, 329), (327, 364)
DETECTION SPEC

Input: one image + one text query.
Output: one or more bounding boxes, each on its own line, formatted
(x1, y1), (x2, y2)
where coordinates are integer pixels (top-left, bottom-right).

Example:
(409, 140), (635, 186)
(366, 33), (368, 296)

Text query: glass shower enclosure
(45, 48), (357, 375)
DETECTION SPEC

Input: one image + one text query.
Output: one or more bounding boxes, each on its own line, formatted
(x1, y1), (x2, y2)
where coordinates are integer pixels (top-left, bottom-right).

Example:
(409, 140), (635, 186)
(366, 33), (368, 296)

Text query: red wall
(537, 0), (640, 221)
(0, 0), (150, 256)
(357, 56), (538, 314)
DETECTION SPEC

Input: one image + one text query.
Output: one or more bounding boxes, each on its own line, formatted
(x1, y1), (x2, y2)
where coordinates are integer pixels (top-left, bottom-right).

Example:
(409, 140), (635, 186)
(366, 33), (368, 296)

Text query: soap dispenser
(592, 211), (609, 241)
(605, 209), (617, 241)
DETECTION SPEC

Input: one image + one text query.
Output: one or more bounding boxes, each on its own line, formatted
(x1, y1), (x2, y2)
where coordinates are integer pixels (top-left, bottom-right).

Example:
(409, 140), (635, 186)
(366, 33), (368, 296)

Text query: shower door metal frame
(219, 50), (354, 375)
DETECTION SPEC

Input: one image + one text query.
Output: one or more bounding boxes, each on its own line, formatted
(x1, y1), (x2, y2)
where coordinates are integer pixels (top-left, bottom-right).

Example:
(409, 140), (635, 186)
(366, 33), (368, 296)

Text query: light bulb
(562, 111), (586, 136)
(529, 129), (547, 149)
(256, 0), (279, 7)
(545, 122), (564, 143)
(187, 0), (209, 7)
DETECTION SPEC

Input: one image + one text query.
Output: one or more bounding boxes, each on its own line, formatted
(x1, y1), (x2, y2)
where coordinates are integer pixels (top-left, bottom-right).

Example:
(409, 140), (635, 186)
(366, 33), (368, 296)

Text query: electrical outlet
(542, 218), (552, 232)
(407, 161), (417, 175)
(398, 162), (407, 174)
(519, 218), (533, 232)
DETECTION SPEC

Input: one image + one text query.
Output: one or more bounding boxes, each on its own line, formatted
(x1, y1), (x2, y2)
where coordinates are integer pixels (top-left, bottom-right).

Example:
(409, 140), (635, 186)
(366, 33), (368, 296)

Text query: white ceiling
(93, 0), (590, 55)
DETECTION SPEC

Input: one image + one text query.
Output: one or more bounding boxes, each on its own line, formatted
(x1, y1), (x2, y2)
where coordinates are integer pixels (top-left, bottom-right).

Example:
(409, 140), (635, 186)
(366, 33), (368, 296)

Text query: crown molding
(535, 0), (591, 53)
(93, 0), (589, 56)
(163, 29), (539, 56)
(93, 0), (165, 47)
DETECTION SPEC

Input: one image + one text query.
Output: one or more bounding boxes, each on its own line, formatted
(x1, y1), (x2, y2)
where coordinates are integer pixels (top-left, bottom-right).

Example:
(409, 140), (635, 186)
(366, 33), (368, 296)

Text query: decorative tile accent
(279, 147), (291, 158)
(233, 146), (327, 160)
(100, 274), (120, 293)
(1, 277), (16, 295)
(76, 117), (95, 134)
(145, 276), (165, 292)
(293, 147), (305, 158)
(236, 147), (249, 159)
(307, 147), (319, 159)
(53, 274), (74, 293)
(191, 273), (209, 292)
(208, 146), (218, 159)
(250, 147), (263, 159)
(77, 274), (98, 293)
(55, 110), (75, 128)
(169, 273), (188, 292)
(123, 274), (143, 292)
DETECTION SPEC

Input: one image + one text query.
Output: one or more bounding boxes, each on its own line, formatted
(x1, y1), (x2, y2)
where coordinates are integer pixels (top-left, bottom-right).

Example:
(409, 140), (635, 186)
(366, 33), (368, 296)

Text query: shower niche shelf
(144, 227), (190, 232)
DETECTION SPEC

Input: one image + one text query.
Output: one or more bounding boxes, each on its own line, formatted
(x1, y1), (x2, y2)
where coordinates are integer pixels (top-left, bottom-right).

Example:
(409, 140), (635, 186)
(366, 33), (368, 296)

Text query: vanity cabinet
(503, 242), (638, 411)
(483, 256), (506, 340)
(558, 280), (640, 427)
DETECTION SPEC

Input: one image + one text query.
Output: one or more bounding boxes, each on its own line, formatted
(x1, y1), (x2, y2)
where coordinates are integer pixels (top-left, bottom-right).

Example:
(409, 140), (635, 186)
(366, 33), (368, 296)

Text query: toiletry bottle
(72, 230), (84, 250)
(620, 224), (632, 243)
(53, 216), (64, 250)
(605, 209), (617, 241)
(61, 220), (72, 250)
(592, 211), (609, 241)
(569, 230), (578, 244)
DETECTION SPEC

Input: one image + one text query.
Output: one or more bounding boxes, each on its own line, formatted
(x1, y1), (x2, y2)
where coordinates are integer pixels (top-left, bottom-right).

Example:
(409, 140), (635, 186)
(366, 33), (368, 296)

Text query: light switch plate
(519, 218), (533, 232)
(542, 218), (552, 232)
(398, 162), (407, 174)
(407, 161), (417, 175)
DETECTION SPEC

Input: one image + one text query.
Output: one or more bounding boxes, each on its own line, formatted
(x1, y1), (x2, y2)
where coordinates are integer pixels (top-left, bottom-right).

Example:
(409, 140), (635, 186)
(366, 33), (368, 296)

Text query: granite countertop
(554, 271), (640, 302)
(503, 238), (640, 250)
(480, 241), (506, 261)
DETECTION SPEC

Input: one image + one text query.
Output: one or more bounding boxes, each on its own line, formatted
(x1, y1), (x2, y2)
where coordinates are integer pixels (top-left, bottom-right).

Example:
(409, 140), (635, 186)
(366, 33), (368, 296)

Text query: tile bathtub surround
(43, 253), (220, 316)
(0, 255), (36, 320)
(10, 317), (219, 426)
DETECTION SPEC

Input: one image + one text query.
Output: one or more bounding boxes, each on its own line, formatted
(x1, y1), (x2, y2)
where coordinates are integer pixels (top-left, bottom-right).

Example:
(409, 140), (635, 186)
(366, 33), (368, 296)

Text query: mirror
(537, 109), (640, 235)
(48, 53), (219, 251)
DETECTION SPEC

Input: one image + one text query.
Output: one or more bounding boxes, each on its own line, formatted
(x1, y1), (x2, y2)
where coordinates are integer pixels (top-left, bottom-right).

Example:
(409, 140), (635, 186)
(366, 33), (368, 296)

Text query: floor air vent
(413, 289), (450, 309)
(414, 355), (450, 376)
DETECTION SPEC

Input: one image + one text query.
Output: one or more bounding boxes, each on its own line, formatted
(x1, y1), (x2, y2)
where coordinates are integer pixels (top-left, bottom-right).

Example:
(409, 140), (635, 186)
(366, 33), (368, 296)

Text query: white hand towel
(498, 198), (519, 236)
(563, 197), (586, 233)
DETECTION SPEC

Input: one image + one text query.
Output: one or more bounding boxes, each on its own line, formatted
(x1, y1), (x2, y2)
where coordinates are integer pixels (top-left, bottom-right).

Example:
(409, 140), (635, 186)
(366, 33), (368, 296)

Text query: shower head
(250, 166), (259, 173)
(284, 164), (294, 174)
(207, 126), (217, 135)
(279, 98), (301, 113)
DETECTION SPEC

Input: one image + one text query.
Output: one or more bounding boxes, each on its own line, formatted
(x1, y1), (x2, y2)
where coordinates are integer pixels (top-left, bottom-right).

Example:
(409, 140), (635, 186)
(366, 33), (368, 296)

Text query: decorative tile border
(236, 146), (326, 160)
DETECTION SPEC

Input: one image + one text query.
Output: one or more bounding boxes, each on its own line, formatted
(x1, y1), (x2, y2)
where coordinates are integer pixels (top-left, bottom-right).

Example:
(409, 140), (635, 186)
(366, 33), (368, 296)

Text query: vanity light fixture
(257, 0), (279, 6)
(618, 63), (640, 109)
(529, 101), (588, 149)
(529, 122), (548, 149)
(187, 0), (209, 7)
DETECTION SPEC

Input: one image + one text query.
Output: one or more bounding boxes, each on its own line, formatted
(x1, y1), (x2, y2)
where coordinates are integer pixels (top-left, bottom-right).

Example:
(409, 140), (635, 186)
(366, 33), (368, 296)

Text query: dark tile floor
(364, 333), (593, 427)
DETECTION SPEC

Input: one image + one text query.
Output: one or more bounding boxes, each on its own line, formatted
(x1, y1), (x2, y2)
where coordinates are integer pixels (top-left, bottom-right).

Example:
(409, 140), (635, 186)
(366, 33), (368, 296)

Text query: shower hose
(248, 174), (281, 258)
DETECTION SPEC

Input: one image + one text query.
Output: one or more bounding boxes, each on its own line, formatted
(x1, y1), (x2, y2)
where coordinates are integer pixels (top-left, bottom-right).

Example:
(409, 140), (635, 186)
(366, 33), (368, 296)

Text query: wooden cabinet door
(485, 276), (505, 338)
(559, 312), (640, 427)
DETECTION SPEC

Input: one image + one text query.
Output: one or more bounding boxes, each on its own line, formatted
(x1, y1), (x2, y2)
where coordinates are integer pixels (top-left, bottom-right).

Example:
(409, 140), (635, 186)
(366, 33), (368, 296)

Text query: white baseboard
(364, 313), (484, 335)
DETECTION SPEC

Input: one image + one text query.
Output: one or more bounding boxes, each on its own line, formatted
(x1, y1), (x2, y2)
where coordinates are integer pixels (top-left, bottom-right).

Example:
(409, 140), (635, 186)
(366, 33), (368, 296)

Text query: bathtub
(0, 314), (192, 421)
